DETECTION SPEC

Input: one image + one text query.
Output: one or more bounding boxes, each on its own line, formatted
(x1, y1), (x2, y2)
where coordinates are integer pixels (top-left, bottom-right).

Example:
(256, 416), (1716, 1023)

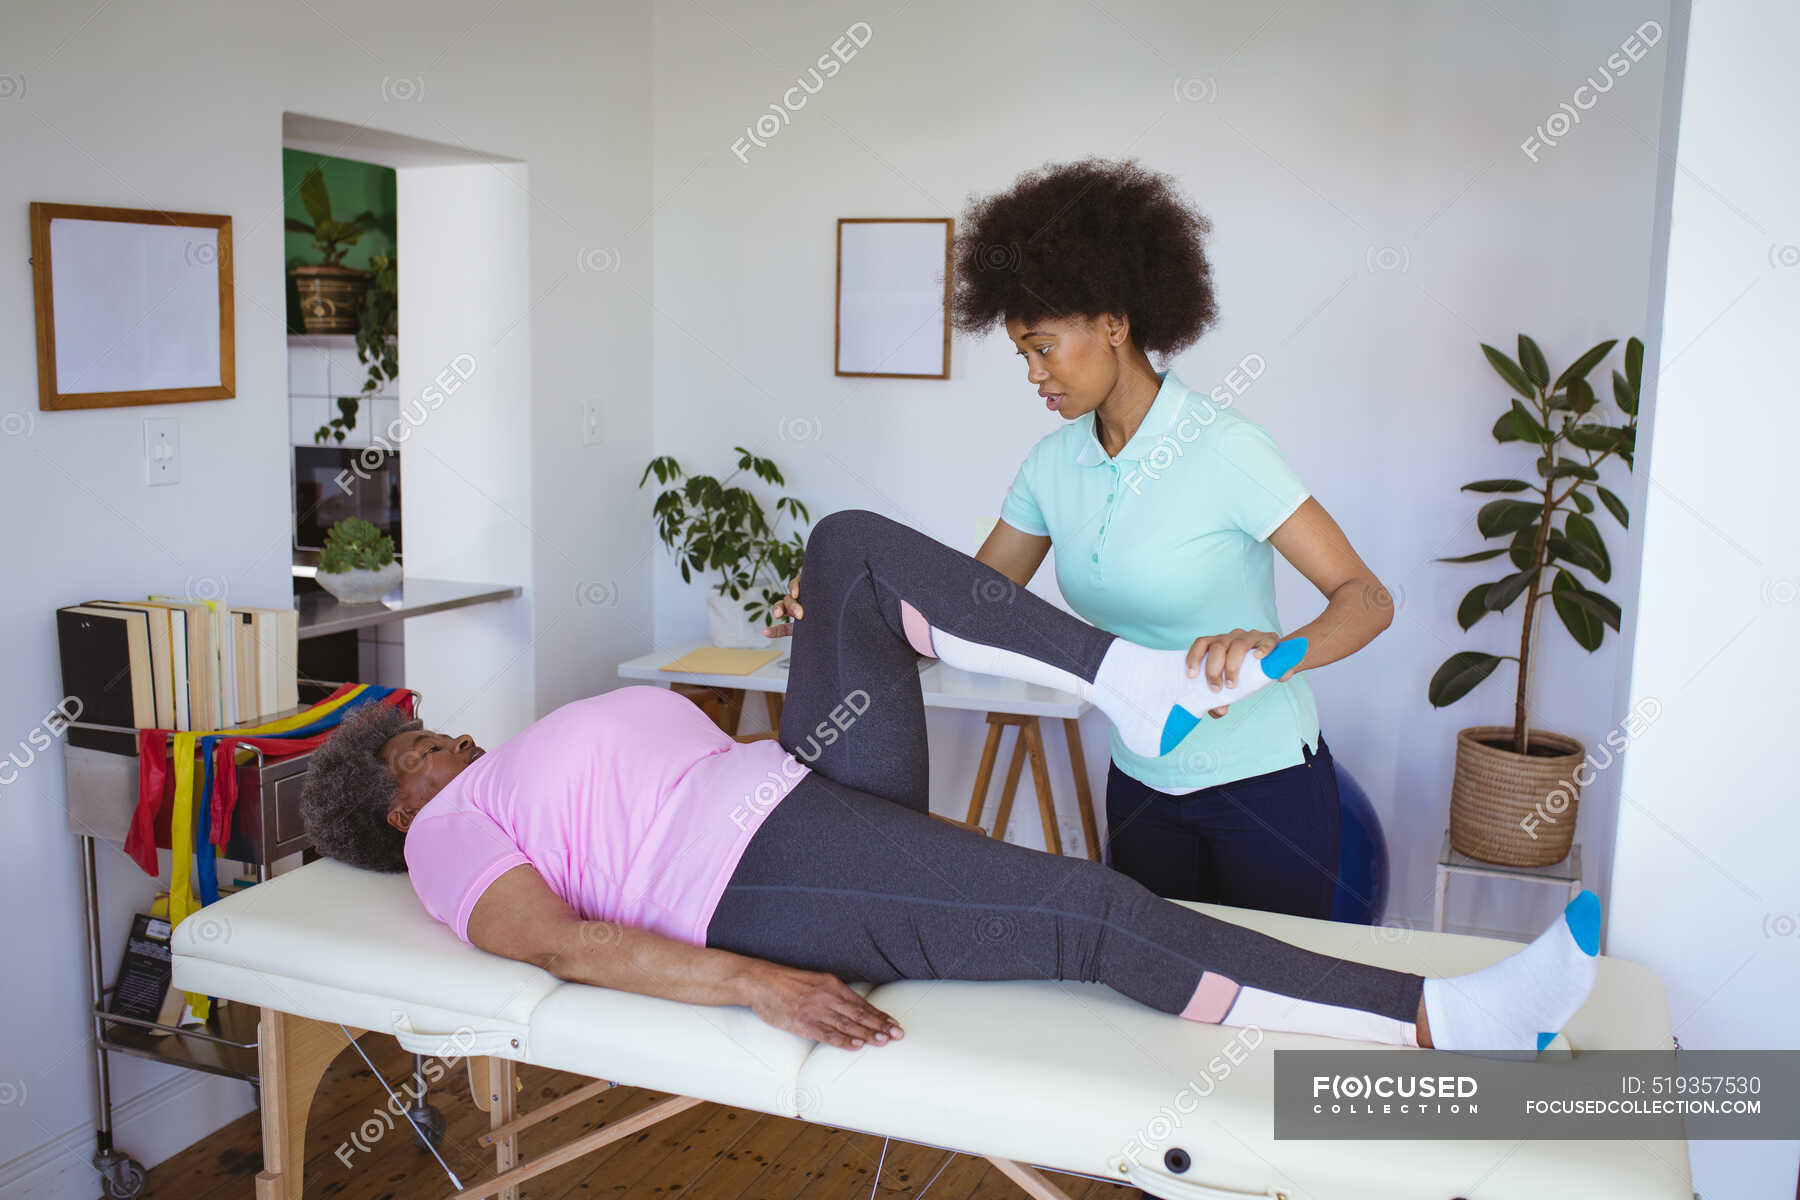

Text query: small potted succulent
(315, 517), (401, 604)
(1430, 334), (1641, 867)
(639, 448), (809, 647)
(286, 165), (381, 335)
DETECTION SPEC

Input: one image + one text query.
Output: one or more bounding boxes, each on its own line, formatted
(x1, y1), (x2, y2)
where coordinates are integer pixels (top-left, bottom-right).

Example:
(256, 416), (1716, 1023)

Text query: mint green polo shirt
(999, 368), (1321, 792)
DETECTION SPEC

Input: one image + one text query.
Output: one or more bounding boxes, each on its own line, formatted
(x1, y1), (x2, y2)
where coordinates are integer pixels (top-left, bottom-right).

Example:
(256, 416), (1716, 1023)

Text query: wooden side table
(1433, 829), (1583, 936)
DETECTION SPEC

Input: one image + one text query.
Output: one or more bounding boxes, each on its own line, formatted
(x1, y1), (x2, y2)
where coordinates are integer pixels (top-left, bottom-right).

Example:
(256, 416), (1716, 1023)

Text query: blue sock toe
(1257, 636), (1308, 680)
(1563, 889), (1601, 956)
(1159, 704), (1201, 755)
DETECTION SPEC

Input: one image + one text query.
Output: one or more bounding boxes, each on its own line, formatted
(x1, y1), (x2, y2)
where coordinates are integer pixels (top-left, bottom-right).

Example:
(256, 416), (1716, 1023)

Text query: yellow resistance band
(170, 685), (374, 1018)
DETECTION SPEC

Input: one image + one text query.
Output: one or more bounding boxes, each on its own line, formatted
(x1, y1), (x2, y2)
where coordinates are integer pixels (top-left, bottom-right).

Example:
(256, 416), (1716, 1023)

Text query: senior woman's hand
(743, 959), (903, 1049)
(1185, 628), (1294, 718)
(761, 570), (803, 638)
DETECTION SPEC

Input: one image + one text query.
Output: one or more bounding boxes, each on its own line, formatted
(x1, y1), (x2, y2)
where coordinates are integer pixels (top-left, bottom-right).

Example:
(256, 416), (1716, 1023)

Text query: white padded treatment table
(171, 859), (1693, 1200)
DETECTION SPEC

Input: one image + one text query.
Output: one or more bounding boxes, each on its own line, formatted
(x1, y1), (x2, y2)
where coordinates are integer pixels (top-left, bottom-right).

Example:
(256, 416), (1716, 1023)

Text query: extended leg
(710, 773), (1424, 1043)
(710, 773), (1602, 1053)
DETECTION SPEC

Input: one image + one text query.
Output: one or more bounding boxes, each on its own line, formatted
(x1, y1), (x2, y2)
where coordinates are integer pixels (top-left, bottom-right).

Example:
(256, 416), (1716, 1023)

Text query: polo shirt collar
(1074, 369), (1189, 466)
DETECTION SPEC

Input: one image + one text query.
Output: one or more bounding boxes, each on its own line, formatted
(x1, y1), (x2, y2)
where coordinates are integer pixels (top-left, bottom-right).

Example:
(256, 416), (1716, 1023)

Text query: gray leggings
(704, 509), (1423, 1025)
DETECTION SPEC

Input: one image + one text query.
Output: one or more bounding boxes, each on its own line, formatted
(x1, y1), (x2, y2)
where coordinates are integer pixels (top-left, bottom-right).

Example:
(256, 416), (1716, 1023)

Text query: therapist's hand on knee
(762, 571), (803, 638)
(1185, 629), (1286, 718)
(744, 960), (903, 1049)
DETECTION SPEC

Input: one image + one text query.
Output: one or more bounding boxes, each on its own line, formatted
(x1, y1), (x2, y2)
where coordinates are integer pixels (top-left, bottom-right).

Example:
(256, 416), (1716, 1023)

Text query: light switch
(144, 417), (180, 485)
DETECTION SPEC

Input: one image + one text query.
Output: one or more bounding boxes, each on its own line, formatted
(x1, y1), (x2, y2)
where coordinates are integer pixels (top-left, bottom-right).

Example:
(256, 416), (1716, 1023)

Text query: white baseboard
(3, 1070), (255, 1199)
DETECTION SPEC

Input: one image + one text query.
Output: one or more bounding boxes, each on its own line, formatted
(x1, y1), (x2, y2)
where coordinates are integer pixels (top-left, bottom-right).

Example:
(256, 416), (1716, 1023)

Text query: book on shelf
(56, 596), (299, 731)
(55, 606), (156, 729)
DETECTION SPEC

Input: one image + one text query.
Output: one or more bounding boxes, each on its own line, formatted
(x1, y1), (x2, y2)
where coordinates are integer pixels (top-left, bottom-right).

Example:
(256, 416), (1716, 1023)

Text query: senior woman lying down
(300, 509), (1600, 1058)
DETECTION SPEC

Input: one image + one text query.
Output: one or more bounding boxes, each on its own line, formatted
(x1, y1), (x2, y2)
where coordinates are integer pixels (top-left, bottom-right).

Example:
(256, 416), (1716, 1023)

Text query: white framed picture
(834, 217), (952, 379)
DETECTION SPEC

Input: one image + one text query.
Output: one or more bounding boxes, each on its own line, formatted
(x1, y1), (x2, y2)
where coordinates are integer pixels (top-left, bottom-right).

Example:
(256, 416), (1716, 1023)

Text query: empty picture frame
(835, 217), (952, 379)
(30, 201), (236, 410)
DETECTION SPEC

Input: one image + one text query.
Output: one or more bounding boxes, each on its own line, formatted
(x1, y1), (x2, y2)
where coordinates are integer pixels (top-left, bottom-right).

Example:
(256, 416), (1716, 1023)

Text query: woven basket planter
(1449, 725), (1583, 867)
(291, 265), (371, 334)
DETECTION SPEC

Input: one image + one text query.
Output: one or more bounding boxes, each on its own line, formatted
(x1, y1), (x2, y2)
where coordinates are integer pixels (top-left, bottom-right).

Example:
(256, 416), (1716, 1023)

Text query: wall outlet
(143, 417), (180, 485)
(582, 399), (604, 446)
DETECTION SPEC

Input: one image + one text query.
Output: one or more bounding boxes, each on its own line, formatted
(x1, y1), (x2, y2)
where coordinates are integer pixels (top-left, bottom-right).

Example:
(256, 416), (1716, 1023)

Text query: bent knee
(807, 508), (891, 563)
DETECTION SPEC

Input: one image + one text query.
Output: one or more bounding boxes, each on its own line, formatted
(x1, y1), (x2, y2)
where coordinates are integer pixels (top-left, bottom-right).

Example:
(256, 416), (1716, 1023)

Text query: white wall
(395, 161), (537, 741)
(1609, 0), (1800, 1195)
(651, 0), (1672, 939)
(0, 2), (653, 1194)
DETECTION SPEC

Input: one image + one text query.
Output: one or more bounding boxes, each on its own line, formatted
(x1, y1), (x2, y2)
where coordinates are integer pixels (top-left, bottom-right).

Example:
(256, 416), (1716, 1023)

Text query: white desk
(618, 644), (1102, 858)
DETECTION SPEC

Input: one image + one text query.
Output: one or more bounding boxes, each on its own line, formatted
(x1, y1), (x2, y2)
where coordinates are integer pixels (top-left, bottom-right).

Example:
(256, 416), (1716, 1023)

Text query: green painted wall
(282, 149), (396, 333)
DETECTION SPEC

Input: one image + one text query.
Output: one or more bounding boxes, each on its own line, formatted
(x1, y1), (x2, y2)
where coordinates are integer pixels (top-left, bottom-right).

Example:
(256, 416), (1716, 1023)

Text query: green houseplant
(639, 448), (809, 647)
(285, 165), (381, 335)
(315, 517), (401, 604)
(1430, 333), (1642, 866)
(314, 251), (398, 444)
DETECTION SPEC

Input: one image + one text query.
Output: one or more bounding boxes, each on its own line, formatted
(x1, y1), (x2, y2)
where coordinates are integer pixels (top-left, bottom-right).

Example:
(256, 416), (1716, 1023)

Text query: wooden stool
(963, 713), (1101, 860)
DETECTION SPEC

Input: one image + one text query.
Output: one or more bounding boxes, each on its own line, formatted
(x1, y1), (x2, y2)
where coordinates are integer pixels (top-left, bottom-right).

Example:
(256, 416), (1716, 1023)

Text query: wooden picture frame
(834, 217), (952, 379)
(30, 201), (236, 411)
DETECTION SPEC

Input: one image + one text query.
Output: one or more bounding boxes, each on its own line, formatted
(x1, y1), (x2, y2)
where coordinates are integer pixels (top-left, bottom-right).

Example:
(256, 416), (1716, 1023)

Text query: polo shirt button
(1106, 492), (1115, 501)
(1090, 552), (1099, 562)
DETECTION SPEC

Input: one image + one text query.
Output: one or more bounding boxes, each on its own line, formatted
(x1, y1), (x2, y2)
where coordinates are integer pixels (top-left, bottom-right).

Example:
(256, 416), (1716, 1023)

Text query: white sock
(915, 616), (1307, 760)
(1421, 890), (1601, 1056)
(1087, 636), (1308, 758)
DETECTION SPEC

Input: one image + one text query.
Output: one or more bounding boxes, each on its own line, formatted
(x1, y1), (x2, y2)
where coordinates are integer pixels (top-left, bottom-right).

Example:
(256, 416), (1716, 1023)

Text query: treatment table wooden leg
(470, 1057), (519, 1200)
(986, 1157), (1076, 1199)
(254, 1008), (361, 1200)
(450, 1094), (703, 1200)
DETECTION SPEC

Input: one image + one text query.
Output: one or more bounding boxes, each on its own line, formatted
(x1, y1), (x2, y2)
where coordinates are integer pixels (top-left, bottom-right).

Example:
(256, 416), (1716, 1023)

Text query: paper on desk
(658, 646), (782, 675)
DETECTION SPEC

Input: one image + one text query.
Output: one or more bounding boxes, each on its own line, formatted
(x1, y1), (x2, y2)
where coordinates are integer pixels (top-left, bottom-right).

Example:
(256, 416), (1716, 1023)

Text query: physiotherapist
(768, 158), (1394, 921)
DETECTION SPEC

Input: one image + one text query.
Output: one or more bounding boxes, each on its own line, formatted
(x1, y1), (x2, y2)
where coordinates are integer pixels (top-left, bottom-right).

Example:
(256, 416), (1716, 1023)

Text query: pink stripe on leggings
(1180, 971), (1241, 1023)
(898, 600), (936, 657)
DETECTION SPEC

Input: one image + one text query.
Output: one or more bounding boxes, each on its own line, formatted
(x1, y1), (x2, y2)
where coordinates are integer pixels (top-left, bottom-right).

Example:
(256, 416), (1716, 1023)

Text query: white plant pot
(706, 590), (767, 648)
(315, 561), (402, 605)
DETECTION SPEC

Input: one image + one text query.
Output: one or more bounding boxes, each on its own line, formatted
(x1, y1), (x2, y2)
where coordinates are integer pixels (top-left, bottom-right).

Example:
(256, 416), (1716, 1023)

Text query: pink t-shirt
(402, 686), (808, 946)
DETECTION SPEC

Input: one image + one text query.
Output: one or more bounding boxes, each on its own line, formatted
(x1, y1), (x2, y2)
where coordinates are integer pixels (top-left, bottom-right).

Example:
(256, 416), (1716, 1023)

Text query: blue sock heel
(1258, 635), (1307, 680)
(1564, 889), (1601, 956)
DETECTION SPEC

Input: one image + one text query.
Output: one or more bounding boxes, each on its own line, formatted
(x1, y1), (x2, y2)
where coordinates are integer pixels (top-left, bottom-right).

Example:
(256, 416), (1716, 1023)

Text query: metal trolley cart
(64, 689), (423, 1198)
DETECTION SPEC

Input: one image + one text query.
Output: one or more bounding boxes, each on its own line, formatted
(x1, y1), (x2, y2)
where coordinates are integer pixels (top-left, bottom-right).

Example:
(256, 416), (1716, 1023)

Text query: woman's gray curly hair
(299, 702), (423, 872)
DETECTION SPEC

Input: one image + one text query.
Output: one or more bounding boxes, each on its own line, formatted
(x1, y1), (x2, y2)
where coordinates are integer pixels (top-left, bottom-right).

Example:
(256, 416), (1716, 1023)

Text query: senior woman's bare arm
(464, 861), (903, 1049)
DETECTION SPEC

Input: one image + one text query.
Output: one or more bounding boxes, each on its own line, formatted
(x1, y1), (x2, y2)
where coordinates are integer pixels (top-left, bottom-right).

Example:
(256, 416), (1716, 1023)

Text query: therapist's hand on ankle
(762, 570), (804, 638)
(1185, 629), (1287, 718)
(741, 959), (903, 1050)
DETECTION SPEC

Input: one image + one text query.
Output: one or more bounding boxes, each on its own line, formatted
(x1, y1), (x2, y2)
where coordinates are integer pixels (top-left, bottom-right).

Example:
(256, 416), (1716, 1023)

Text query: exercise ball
(1330, 760), (1389, 925)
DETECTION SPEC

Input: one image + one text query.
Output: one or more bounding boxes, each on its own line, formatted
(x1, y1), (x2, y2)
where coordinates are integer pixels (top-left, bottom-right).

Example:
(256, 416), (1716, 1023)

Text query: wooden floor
(145, 1034), (1135, 1198)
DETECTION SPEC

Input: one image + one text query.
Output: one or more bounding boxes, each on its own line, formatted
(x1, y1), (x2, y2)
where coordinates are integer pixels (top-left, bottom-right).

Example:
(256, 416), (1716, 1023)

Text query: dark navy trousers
(1105, 735), (1343, 919)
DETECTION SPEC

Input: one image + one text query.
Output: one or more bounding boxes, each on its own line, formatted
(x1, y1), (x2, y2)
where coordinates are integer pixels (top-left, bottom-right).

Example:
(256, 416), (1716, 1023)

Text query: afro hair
(297, 702), (420, 873)
(951, 157), (1219, 359)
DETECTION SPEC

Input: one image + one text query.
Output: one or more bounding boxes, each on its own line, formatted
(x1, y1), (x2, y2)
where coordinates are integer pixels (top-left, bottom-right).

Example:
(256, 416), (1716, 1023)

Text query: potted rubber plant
(315, 517), (401, 604)
(286, 165), (380, 335)
(639, 448), (809, 647)
(1428, 334), (1641, 866)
